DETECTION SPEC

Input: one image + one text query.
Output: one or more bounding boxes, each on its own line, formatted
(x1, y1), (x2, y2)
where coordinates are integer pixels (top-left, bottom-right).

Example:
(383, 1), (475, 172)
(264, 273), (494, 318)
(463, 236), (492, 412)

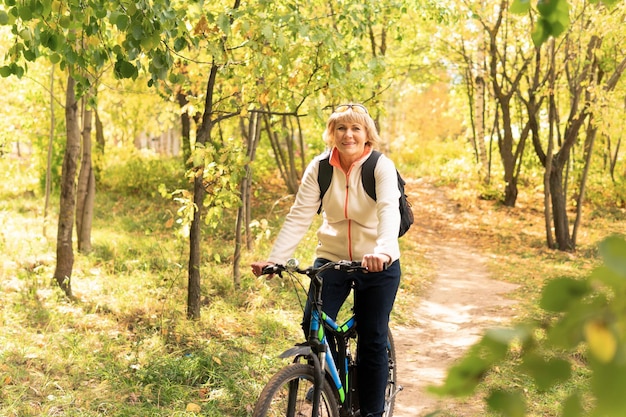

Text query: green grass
(0, 157), (302, 416)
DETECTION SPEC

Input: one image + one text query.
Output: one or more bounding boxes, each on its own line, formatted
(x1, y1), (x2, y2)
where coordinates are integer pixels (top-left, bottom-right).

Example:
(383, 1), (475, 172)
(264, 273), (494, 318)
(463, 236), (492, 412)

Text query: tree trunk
(76, 101), (95, 253)
(53, 75), (81, 298)
(44, 64), (55, 238)
(498, 104), (518, 207)
(187, 175), (206, 319)
(177, 89), (193, 167)
(233, 111), (262, 287)
(572, 118), (598, 246)
(549, 159), (574, 251)
(474, 73), (489, 183)
(187, 64), (219, 320)
(94, 109), (105, 181)
(263, 110), (302, 194)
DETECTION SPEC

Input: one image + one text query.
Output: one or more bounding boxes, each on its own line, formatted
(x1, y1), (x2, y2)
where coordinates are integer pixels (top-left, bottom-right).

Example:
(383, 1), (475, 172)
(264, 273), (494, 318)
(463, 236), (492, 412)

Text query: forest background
(1, 0), (626, 416)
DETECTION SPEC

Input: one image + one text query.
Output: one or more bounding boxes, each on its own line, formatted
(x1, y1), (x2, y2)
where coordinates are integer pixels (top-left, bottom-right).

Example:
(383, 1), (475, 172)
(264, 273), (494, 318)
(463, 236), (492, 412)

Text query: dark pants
(302, 258), (401, 417)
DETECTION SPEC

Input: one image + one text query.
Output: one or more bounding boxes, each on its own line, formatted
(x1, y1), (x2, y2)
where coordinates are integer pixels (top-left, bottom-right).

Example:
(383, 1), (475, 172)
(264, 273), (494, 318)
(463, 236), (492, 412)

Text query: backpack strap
(317, 150), (381, 213)
(317, 155), (333, 214)
(361, 150), (382, 201)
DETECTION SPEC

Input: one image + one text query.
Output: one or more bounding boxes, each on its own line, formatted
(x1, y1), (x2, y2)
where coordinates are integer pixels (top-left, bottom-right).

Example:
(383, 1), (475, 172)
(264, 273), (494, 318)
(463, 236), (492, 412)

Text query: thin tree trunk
(94, 109), (105, 180)
(549, 160), (574, 251)
(53, 75), (81, 298)
(44, 64), (55, 238)
(572, 118), (598, 246)
(234, 111), (262, 287)
(76, 100), (95, 253)
(245, 111), (261, 250)
(177, 89), (193, 167)
(544, 41), (556, 249)
(187, 64), (219, 320)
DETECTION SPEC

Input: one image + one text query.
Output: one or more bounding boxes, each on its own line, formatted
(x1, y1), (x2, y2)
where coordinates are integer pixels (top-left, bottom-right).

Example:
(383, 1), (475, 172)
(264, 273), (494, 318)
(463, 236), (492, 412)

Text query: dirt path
(391, 179), (520, 416)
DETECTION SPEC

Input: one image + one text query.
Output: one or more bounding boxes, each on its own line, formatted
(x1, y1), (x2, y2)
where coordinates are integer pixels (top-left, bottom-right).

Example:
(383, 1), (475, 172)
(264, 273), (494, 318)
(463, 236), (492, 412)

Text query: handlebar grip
(261, 264), (280, 275)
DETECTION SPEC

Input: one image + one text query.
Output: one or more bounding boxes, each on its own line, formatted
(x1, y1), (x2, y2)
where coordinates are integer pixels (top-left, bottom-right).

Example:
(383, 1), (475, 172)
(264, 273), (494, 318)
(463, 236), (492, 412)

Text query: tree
(525, 2), (626, 250)
(451, 0), (536, 206)
(0, 0), (188, 296)
(450, 0), (625, 249)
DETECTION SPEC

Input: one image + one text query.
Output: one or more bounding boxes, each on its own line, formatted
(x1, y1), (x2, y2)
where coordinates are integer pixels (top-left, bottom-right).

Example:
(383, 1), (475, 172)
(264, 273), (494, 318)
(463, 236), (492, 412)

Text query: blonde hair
(322, 105), (381, 150)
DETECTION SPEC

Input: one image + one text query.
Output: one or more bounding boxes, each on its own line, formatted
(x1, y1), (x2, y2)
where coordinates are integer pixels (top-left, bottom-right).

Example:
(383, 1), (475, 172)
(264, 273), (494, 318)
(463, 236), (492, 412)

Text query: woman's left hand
(361, 253), (391, 272)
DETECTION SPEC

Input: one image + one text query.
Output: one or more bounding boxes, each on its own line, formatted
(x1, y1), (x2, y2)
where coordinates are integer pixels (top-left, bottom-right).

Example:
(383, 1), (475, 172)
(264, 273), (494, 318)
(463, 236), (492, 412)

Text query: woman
(251, 103), (401, 417)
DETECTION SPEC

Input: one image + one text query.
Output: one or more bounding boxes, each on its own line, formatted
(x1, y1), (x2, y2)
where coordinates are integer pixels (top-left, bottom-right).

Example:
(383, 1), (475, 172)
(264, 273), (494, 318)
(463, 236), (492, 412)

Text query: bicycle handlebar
(261, 259), (368, 277)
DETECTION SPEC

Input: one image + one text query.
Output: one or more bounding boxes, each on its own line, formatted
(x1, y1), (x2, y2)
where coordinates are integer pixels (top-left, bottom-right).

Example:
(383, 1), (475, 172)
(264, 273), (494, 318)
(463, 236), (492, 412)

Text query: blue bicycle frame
(277, 262), (361, 416)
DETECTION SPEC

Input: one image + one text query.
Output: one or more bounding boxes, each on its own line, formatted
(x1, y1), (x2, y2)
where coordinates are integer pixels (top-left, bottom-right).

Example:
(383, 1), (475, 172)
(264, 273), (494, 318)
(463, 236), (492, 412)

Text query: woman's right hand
(251, 261), (274, 278)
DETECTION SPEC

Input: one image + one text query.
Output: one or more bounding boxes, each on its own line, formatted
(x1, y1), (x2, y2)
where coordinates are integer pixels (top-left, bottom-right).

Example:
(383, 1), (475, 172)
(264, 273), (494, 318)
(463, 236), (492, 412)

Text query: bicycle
(252, 258), (402, 417)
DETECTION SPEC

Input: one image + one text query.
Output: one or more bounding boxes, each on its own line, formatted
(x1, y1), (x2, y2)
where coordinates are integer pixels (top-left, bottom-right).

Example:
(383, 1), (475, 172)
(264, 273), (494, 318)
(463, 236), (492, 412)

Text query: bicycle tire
(253, 363), (340, 417)
(351, 330), (399, 417)
(384, 329), (398, 417)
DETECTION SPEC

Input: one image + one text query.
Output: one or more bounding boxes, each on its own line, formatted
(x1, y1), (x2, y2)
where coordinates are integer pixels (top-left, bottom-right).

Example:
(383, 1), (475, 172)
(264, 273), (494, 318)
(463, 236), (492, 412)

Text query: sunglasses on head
(334, 103), (369, 114)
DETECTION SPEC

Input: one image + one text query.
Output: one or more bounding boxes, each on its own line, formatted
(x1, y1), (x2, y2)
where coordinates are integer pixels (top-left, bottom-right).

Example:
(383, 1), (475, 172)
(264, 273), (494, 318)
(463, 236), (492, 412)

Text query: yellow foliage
(584, 320), (617, 363)
(193, 15), (209, 36)
(185, 402), (202, 413)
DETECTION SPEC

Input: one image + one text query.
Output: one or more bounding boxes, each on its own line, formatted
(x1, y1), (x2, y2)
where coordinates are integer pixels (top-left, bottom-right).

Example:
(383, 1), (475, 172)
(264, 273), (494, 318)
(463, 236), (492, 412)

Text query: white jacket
(268, 147), (401, 264)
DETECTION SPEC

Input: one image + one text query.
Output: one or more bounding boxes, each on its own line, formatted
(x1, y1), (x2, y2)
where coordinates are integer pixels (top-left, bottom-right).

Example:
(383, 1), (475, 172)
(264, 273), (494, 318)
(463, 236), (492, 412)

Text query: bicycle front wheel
(253, 363), (339, 417)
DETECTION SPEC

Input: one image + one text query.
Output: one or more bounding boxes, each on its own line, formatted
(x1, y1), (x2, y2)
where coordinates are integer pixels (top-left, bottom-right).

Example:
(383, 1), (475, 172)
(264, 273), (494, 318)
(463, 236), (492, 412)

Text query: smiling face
(333, 121), (368, 161)
(322, 104), (381, 154)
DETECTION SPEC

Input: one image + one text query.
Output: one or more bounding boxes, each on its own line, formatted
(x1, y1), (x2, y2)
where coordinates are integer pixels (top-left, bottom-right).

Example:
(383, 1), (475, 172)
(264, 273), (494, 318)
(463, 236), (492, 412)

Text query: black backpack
(317, 150), (414, 237)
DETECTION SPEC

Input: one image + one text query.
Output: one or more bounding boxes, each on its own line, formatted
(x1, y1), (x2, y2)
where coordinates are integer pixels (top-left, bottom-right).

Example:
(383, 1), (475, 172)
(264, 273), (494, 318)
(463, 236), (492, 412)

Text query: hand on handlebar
(361, 253), (390, 273)
(251, 261), (276, 279)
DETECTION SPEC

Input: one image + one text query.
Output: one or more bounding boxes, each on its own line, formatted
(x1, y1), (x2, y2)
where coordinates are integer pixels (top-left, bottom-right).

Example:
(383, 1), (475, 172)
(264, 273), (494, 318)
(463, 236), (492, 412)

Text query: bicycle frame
(279, 267), (360, 416)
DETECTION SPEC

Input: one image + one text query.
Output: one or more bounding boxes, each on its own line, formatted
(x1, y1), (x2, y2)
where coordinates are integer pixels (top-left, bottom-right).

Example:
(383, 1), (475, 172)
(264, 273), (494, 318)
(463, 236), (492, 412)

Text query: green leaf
(562, 393), (583, 417)
(532, 19), (548, 46)
(539, 277), (589, 312)
(58, 15), (70, 29)
(141, 33), (160, 51)
(484, 326), (531, 345)
(479, 330), (513, 362)
(130, 22), (144, 40)
(0, 66), (12, 77)
(13, 63), (24, 78)
(41, 31), (62, 51)
(0, 10), (9, 24)
(591, 362), (626, 414)
(173, 37), (187, 52)
(428, 354), (490, 397)
(216, 12), (231, 35)
(94, 6), (107, 19)
(18, 28), (32, 42)
(23, 49), (36, 61)
(487, 390), (526, 417)
(599, 235), (626, 277)
(114, 59), (137, 79)
(520, 354), (571, 391)
(537, 0), (559, 15)
(589, 266), (626, 292)
(65, 49), (77, 64)
(18, 5), (32, 20)
(261, 22), (273, 41)
(510, 0), (531, 14)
